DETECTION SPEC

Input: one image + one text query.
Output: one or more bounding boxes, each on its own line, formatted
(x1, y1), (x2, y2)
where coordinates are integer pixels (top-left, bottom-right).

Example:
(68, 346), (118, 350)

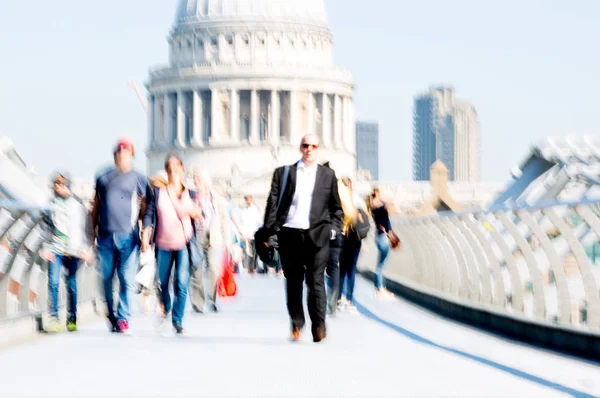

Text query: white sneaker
(154, 314), (167, 332)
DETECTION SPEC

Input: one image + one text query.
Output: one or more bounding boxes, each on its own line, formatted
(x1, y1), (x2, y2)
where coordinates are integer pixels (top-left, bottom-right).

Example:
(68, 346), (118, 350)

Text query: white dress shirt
(284, 161), (318, 229)
(238, 204), (262, 239)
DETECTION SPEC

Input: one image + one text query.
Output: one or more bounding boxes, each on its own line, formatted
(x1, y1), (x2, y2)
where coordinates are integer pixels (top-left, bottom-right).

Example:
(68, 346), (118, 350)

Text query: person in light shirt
(263, 134), (343, 343)
(234, 195), (263, 274)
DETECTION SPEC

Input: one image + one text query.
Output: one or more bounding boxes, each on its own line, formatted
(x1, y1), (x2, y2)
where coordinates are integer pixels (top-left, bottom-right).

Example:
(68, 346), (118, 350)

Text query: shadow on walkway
(355, 301), (595, 398)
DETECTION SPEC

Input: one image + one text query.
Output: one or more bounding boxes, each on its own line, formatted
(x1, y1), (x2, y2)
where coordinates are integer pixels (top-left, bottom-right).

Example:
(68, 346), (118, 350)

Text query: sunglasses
(301, 143), (319, 150)
(116, 144), (132, 153)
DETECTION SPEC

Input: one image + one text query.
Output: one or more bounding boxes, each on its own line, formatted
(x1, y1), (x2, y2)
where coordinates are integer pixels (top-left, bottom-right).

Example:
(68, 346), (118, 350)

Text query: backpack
(352, 208), (370, 240)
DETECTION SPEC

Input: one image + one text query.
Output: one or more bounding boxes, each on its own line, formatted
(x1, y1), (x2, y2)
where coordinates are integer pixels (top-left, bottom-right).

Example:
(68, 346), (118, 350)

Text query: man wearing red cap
(91, 136), (150, 334)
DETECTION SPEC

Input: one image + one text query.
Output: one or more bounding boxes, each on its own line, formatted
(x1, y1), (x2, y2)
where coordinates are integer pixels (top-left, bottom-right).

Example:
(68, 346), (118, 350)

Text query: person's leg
(249, 240), (258, 274)
(189, 233), (208, 312)
(346, 239), (362, 305)
(172, 248), (190, 329)
(326, 244), (341, 315)
(65, 256), (80, 327)
(115, 232), (140, 325)
(47, 254), (62, 319)
(305, 242), (329, 340)
(278, 229), (307, 331)
(205, 244), (223, 310)
(338, 242), (352, 302)
(156, 249), (174, 316)
(375, 234), (390, 290)
(97, 234), (117, 327)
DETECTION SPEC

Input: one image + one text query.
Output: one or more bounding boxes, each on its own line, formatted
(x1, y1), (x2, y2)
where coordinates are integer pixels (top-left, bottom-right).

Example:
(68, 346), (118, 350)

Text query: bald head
(299, 134), (320, 166)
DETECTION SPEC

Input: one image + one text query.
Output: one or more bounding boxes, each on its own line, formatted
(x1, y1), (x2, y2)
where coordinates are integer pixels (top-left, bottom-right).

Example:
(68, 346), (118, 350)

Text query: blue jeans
(48, 254), (80, 321)
(339, 235), (362, 303)
(156, 247), (190, 326)
(375, 233), (390, 289)
(97, 231), (140, 322)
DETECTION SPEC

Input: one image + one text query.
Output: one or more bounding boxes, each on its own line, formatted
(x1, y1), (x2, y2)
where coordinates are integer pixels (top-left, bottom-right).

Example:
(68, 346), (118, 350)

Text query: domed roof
(175, 0), (329, 29)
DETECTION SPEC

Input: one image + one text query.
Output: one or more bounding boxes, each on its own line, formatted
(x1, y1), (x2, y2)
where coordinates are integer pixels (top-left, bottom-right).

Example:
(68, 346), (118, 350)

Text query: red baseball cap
(114, 136), (135, 156)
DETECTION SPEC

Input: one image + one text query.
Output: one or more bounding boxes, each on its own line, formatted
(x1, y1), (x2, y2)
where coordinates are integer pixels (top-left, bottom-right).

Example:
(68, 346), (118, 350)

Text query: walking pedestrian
(91, 136), (150, 334)
(43, 172), (93, 332)
(142, 154), (201, 334)
(262, 134), (343, 342)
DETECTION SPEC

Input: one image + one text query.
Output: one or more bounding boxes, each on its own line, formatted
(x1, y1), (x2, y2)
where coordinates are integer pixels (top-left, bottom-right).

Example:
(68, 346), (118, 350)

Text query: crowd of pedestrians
(42, 134), (399, 341)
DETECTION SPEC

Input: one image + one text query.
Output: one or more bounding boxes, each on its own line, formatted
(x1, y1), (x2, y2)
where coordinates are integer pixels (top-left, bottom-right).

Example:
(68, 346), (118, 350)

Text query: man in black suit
(264, 134), (343, 343)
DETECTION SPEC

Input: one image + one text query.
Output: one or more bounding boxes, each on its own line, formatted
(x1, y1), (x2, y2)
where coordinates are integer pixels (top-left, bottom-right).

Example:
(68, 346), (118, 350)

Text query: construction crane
(129, 80), (149, 115)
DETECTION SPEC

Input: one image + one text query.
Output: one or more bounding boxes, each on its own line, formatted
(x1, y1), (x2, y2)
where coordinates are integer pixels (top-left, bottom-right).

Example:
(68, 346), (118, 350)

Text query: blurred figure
(367, 188), (395, 299)
(189, 169), (232, 313)
(142, 154), (201, 334)
(42, 172), (93, 333)
(234, 195), (263, 274)
(136, 170), (168, 315)
(91, 136), (150, 334)
(263, 134), (343, 343)
(337, 177), (367, 312)
(321, 161), (348, 316)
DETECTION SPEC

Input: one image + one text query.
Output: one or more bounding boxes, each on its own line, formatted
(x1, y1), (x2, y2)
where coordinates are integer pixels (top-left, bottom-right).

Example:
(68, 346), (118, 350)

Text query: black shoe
(210, 303), (218, 313)
(173, 324), (185, 334)
(107, 314), (118, 333)
(192, 305), (204, 314)
(312, 325), (327, 343)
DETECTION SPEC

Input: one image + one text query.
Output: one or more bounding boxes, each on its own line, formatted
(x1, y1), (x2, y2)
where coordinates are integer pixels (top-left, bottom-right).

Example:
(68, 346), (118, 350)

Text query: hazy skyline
(0, 0), (598, 182)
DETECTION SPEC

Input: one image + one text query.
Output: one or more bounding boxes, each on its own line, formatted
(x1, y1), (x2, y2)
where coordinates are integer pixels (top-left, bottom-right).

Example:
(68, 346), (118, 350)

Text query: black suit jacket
(264, 162), (343, 248)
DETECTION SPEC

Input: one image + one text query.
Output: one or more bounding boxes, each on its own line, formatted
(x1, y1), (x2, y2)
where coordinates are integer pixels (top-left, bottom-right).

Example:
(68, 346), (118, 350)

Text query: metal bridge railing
(365, 199), (600, 332)
(0, 203), (98, 325)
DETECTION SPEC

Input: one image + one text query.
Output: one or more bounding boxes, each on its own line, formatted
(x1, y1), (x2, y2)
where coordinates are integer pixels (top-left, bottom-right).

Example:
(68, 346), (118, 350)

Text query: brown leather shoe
(291, 327), (301, 342)
(312, 326), (326, 343)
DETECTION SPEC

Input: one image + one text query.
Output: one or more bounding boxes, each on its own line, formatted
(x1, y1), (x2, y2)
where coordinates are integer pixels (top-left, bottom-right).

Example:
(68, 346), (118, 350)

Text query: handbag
(387, 230), (401, 250)
(166, 188), (203, 271)
(255, 165), (289, 267)
(217, 251), (237, 297)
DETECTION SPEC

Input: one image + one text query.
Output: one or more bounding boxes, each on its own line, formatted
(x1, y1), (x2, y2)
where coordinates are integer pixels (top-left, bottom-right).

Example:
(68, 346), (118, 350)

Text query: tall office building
(356, 121), (379, 180)
(413, 87), (480, 182)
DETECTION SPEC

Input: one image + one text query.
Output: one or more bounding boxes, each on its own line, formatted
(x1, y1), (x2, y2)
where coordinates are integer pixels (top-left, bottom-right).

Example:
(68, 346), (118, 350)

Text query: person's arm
(141, 187), (157, 252)
(40, 208), (56, 263)
(263, 168), (281, 232)
(74, 200), (94, 263)
(89, 192), (100, 247)
(329, 173), (343, 237)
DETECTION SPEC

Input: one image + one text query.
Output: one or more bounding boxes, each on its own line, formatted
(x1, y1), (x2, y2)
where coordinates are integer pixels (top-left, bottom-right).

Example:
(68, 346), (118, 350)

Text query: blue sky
(0, 0), (598, 182)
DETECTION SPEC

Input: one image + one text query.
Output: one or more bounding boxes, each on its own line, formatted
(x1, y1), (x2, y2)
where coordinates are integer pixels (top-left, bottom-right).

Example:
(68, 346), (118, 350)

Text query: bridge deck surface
(1, 276), (599, 397)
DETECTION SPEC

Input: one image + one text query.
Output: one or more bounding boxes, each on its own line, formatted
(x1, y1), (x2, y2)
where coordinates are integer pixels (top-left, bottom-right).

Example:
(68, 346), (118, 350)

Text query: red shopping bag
(217, 251), (237, 297)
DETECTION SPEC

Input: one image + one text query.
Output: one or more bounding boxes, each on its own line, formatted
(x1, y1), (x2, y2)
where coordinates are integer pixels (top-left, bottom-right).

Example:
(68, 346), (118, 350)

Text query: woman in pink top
(142, 154), (201, 334)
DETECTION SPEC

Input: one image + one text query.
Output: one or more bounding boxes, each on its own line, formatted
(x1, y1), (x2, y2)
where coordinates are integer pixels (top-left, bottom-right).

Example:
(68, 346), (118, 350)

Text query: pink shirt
(155, 186), (194, 251)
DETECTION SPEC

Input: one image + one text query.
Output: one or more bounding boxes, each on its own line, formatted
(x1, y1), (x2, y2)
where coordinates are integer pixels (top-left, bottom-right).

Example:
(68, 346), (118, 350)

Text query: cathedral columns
(289, 90), (299, 146)
(176, 91), (187, 148)
(230, 89), (240, 142)
(321, 93), (332, 148)
(210, 88), (222, 144)
(250, 89), (259, 145)
(333, 94), (342, 149)
(163, 93), (174, 145)
(153, 94), (163, 146)
(307, 92), (315, 136)
(191, 90), (203, 147)
(270, 90), (280, 145)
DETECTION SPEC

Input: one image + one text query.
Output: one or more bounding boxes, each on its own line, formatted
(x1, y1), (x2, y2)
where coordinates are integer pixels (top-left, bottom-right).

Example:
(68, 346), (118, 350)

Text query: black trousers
(279, 227), (329, 332)
(326, 235), (344, 315)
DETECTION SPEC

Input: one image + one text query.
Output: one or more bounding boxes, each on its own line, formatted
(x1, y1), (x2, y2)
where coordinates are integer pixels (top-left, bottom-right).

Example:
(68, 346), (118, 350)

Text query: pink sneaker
(117, 319), (131, 335)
